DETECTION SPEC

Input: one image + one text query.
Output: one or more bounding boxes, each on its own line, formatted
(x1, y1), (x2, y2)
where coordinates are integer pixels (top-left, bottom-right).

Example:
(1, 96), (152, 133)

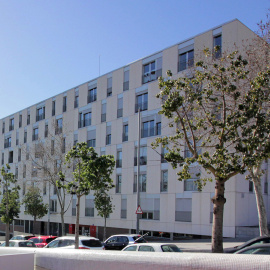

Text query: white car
(44, 236), (104, 250)
(0, 240), (36, 247)
(122, 243), (182, 252)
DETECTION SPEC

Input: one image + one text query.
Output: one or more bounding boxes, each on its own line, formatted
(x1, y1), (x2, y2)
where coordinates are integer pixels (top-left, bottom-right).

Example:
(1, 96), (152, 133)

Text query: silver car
(122, 243), (182, 252)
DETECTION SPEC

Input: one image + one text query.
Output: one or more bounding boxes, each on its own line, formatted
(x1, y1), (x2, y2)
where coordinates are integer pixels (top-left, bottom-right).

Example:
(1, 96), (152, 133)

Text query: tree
(238, 11), (270, 236)
(94, 189), (114, 240)
(0, 165), (20, 246)
(24, 120), (73, 236)
(58, 142), (115, 249)
(23, 186), (48, 234)
(153, 50), (252, 253)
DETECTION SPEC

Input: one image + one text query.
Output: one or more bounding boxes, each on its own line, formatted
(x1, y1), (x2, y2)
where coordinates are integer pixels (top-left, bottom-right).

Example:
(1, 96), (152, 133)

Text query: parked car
(234, 244), (270, 255)
(10, 234), (35, 241)
(122, 243), (182, 252)
(103, 234), (147, 250)
(0, 240), (36, 247)
(44, 236), (104, 250)
(29, 236), (58, 248)
(224, 236), (270, 253)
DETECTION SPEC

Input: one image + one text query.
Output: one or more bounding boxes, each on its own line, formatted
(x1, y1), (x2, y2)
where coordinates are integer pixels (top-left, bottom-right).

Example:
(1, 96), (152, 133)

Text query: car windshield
(31, 238), (43, 244)
(161, 245), (181, 252)
(82, 239), (102, 247)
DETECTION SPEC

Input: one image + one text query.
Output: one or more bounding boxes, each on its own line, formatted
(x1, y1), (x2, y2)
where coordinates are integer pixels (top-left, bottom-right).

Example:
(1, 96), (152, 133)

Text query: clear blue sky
(0, 0), (269, 118)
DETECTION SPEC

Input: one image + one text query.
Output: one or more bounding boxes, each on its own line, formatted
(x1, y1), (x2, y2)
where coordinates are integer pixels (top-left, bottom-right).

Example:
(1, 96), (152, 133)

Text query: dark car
(235, 244), (270, 254)
(104, 234), (147, 250)
(224, 236), (270, 253)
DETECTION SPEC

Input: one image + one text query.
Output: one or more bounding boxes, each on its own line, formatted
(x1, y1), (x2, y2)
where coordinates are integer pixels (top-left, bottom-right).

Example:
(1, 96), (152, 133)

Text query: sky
(0, 0), (269, 118)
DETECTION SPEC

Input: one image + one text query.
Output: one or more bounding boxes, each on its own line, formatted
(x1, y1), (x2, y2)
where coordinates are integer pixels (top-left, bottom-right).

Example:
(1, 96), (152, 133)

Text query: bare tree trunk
(211, 180), (226, 253)
(252, 174), (269, 236)
(75, 196), (80, 249)
(60, 209), (65, 236)
(103, 217), (107, 241)
(5, 221), (10, 246)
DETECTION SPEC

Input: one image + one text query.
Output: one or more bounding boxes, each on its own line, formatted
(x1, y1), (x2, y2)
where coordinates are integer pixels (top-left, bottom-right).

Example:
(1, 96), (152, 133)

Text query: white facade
(0, 19), (269, 238)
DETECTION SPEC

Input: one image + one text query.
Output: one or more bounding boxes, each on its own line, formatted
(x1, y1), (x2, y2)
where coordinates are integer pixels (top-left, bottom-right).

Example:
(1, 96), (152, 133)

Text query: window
(62, 138), (66, 153)
(175, 198), (192, 222)
(79, 112), (91, 128)
(87, 129), (96, 148)
(4, 136), (11, 148)
(135, 93), (148, 112)
(27, 112), (30, 125)
(264, 181), (268, 194)
(15, 167), (18, 179)
(123, 70), (129, 91)
(43, 181), (47, 195)
(22, 182), (26, 195)
(184, 179), (198, 191)
(101, 103), (106, 122)
(87, 139), (96, 148)
(140, 197), (160, 220)
(50, 199), (57, 213)
(36, 106), (45, 121)
(8, 151), (13, 163)
(249, 181), (254, 193)
(134, 146), (147, 166)
(45, 123), (48, 137)
(18, 148), (21, 162)
(116, 151), (122, 168)
(55, 118), (62, 134)
(24, 130), (27, 143)
(23, 164), (26, 178)
(117, 96), (123, 118)
(142, 120), (154, 138)
(88, 87), (97, 103)
(121, 198), (127, 218)
(85, 198), (94, 217)
(19, 115), (22, 128)
(142, 58), (162, 84)
(160, 170), (168, 192)
(133, 174), (147, 192)
(16, 131), (19, 145)
(52, 100), (56, 116)
(156, 122), (161, 135)
(9, 118), (14, 131)
(51, 140), (54, 155)
(214, 35), (222, 59)
(2, 122), (5, 134)
(123, 124), (128, 142)
(32, 127), (39, 141)
(1, 153), (4, 165)
(106, 125), (111, 145)
(179, 50), (194, 71)
(74, 90), (79, 108)
(107, 77), (112, 97)
(161, 147), (168, 163)
(63, 96), (67, 112)
(72, 199), (76, 216)
(116, 175), (122, 193)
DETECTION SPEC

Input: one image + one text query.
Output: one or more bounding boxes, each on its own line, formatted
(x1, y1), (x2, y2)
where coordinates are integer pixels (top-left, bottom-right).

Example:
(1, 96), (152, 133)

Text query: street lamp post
(136, 108), (141, 234)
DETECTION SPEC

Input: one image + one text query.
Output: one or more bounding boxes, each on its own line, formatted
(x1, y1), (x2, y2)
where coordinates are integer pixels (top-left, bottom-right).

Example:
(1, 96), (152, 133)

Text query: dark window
(27, 113), (30, 125)
(52, 101), (56, 116)
(36, 107), (45, 121)
(214, 35), (222, 59)
(88, 88), (97, 103)
(106, 134), (111, 145)
(142, 120), (154, 138)
(135, 93), (148, 113)
(116, 151), (122, 168)
(81, 239), (102, 248)
(74, 94), (79, 108)
(116, 175), (122, 193)
(19, 115), (22, 128)
(123, 70), (129, 91)
(32, 128), (39, 141)
(4, 137), (11, 148)
(178, 50), (194, 72)
(107, 77), (112, 97)
(9, 118), (14, 131)
(123, 124), (128, 142)
(63, 97), (67, 112)
(79, 112), (91, 128)
(55, 119), (62, 134)
(87, 139), (96, 148)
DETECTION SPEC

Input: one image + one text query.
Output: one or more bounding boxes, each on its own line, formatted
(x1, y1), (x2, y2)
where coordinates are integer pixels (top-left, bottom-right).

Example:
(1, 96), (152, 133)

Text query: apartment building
(0, 19), (269, 239)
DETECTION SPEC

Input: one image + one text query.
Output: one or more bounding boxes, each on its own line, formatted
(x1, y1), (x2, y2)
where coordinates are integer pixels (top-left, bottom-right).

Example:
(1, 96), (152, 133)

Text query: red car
(29, 236), (58, 248)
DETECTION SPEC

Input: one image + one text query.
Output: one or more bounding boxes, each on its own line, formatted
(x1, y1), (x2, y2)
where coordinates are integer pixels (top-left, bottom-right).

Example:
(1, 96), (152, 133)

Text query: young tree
(24, 121), (73, 236)
(58, 142), (115, 249)
(236, 69), (270, 236)
(23, 186), (48, 234)
(153, 51), (252, 253)
(94, 189), (114, 240)
(0, 165), (20, 246)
